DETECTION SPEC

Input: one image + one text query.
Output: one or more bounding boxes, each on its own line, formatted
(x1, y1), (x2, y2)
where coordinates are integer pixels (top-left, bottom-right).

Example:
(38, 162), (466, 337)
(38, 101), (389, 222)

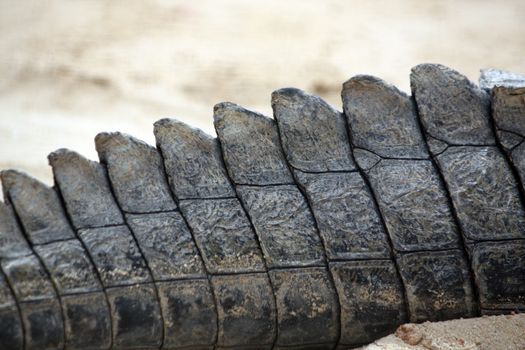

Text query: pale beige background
(1, 0), (524, 185)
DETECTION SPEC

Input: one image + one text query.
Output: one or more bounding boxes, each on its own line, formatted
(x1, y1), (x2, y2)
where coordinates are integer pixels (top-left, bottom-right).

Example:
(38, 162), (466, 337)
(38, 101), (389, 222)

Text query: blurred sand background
(1, 0), (525, 185)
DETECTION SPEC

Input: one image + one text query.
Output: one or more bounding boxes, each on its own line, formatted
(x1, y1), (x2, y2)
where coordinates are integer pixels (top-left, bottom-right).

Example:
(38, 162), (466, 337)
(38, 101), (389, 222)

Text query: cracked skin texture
(0, 64), (523, 349)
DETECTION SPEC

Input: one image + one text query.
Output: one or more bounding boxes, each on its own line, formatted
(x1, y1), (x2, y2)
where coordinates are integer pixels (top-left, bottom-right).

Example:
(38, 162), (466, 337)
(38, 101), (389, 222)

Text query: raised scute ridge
(0, 202), (31, 259)
(272, 87), (356, 172)
(481, 69), (525, 188)
(48, 148), (124, 229)
(274, 86), (408, 345)
(412, 64), (525, 312)
(155, 119), (275, 348)
(214, 102), (294, 185)
(342, 75), (429, 159)
(342, 77), (461, 251)
(3, 164), (114, 349)
(1, 170), (76, 245)
(343, 74), (475, 322)
(214, 101), (339, 348)
(411, 63), (495, 146)
(95, 131), (177, 213)
(154, 118), (235, 199)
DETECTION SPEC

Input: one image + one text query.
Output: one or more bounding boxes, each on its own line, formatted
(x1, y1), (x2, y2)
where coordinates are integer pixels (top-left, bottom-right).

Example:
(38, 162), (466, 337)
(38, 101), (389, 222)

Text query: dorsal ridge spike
(271, 87), (305, 102)
(272, 87), (341, 114)
(94, 131), (155, 162)
(1, 169), (50, 193)
(213, 101), (272, 125)
(153, 117), (215, 141)
(48, 148), (93, 166)
(343, 74), (411, 99)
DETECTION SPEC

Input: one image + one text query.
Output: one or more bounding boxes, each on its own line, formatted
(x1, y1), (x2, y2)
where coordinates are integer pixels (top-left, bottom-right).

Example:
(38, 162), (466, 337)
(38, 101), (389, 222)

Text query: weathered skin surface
(34, 240), (102, 294)
(272, 88), (356, 172)
(0, 203), (65, 349)
(294, 171), (391, 261)
(366, 160), (460, 251)
(0, 203), (31, 259)
(436, 146), (525, 242)
(126, 212), (206, 280)
(0, 173), (112, 350)
(269, 267), (339, 347)
(48, 149), (125, 229)
(412, 64), (525, 312)
(155, 116), (279, 349)
(95, 132), (177, 213)
(180, 199), (266, 274)
(1, 255), (55, 303)
(214, 102), (342, 349)
(397, 251), (475, 321)
(96, 130), (224, 348)
(1, 64), (524, 349)
(154, 118), (235, 199)
(0, 272), (23, 350)
(342, 76), (428, 159)
(20, 299), (64, 350)
(237, 185), (325, 268)
(410, 63), (495, 146)
(212, 273), (276, 348)
(79, 225), (150, 286)
(62, 292), (111, 350)
(1, 170), (75, 244)
(478, 70), (525, 312)
(470, 241), (525, 311)
(272, 87), (407, 347)
(214, 102), (294, 185)
(330, 260), (406, 346)
(106, 284), (163, 348)
(481, 69), (525, 191)
(342, 74), (476, 322)
(157, 279), (217, 349)
(49, 150), (174, 349)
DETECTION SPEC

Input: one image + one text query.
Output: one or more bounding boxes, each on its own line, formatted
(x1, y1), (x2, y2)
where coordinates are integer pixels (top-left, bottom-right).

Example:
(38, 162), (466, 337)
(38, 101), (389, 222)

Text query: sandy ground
(1, 0), (525, 186)
(359, 313), (525, 350)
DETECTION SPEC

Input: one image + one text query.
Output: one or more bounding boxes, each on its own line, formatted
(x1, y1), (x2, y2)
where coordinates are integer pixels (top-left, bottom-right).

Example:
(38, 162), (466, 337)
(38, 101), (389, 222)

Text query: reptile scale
(0, 64), (523, 350)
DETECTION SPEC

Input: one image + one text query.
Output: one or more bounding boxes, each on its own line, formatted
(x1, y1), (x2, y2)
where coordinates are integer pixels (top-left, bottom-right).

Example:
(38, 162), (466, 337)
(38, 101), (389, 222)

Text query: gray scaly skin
(0, 64), (524, 350)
